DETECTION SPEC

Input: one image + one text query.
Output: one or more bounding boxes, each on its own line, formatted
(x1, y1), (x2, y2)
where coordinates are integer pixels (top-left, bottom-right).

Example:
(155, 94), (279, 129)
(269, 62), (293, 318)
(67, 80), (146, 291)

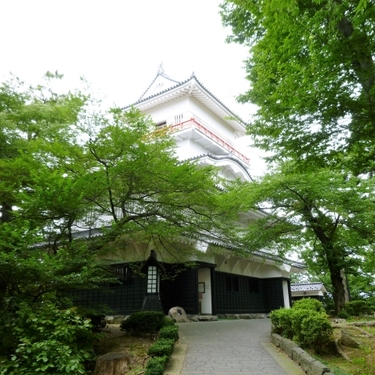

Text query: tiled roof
(290, 282), (325, 292)
(124, 73), (245, 127)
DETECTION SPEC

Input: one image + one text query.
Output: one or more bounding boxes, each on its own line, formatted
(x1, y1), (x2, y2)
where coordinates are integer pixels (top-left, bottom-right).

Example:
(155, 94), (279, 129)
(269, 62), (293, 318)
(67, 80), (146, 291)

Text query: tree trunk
(331, 269), (346, 315)
(94, 352), (130, 375)
(0, 202), (12, 223)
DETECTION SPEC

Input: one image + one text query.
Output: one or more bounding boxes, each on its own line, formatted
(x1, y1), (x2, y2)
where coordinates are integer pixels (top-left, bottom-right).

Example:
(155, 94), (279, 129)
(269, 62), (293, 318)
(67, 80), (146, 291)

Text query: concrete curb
(271, 333), (334, 375)
(164, 341), (188, 375)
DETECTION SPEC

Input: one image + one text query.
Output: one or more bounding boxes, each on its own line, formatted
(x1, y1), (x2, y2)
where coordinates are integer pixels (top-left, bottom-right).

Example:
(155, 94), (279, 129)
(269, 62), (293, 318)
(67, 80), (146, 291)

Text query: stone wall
(271, 333), (333, 375)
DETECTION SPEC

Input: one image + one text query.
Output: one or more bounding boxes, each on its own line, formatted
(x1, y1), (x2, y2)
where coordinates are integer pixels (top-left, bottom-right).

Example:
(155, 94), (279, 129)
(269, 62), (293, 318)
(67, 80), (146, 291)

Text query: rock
(168, 306), (190, 322)
(341, 329), (360, 348)
(104, 316), (115, 324)
(198, 315), (217, 321)
(94, 352), (130, 375)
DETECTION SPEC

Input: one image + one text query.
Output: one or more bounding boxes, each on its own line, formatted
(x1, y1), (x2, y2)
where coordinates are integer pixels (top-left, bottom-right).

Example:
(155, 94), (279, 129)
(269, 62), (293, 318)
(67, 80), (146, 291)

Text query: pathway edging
(271, 334), (334, 375)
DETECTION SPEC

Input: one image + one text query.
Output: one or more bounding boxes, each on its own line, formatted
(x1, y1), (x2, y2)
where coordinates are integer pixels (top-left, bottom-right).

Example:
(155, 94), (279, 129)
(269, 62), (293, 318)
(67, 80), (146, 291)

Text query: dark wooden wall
(72, 266), (288, 315)
(71, 273), (147, 315)
(160, 267), (198, 314)
(214, 271), (286, 314)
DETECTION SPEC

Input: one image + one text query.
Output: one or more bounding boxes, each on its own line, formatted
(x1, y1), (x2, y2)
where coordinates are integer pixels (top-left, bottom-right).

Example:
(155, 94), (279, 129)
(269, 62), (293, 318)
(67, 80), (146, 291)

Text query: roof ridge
(137, 71), (181, 102)
(126, 74), (246, 127)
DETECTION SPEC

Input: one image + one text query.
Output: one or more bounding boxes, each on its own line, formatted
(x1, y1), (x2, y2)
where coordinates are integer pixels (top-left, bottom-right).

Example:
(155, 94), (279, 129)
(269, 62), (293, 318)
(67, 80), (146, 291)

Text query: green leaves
(0, 301), (94, 375)
(221, 0), (375, 313)
(222, 0), (375, 173)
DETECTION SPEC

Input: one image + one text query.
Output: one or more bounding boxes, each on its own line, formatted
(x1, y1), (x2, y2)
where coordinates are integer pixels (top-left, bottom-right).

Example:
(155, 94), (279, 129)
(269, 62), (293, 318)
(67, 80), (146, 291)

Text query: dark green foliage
(291, 309), (315, 341)
(0, 301), (95, 375)
(121, 311), (166, 335)
(270, 299), (332, 352)
(163, 316), (176, 327)
(221, 0), (375, 316)
(145, 356), (168, 375)
(337, 311), (351, 319)
(344, 300), (374, 316)
(145, 324), (179, 374)
(270, 308), (294, 339)
(0, 74), (227, 374)
(158, 325), (179, 341)
(147, 338), (175, 358)
(77, 305), (113, 330)
(298, 314), (333, 353)
(293, 298), (326, 313)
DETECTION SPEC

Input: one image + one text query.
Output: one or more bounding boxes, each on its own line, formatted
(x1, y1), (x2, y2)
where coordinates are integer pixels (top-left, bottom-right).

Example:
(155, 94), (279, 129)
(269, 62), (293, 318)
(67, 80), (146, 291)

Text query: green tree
(227, 165), (375, 313)
(220, 0), (375, 313)
(76, 107), (237, 258)
(221, 0), (375, 173)
(0, 74), (241, 371)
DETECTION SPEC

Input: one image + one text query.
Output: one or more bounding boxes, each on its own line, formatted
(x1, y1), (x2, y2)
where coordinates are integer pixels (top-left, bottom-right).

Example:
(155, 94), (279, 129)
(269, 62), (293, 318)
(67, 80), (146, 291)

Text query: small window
(156, 120), (167, 127)
(147, 266), (158, 294)
(226, 276), (239, 292)
(249, 278), (260, 294)
(110, 265), (133, 287)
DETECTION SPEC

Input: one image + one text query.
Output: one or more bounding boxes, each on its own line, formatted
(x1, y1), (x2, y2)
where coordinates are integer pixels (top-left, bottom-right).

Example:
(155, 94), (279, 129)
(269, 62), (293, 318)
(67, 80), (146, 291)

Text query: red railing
(170, 118), (250, 164)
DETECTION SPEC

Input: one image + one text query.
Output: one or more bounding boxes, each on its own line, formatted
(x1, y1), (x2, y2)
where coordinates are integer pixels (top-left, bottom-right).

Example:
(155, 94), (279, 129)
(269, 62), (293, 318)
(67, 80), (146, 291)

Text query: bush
(271, 298), (333, 352)
(291, 309), (314, 341)
(145, 356), (168, 375)
(159, 325), (179, 341)
(163, 316), (176, 327)
(298, 313), (333, 352)
(0, 301), (95, 375)
(270, 308), (294, 339)
(121, 311), (166, 335)
(148, 338), (174, 358)
(337, 310), (351, 319)
(345, 300), (374, 316)
(293, 298), (325, 313)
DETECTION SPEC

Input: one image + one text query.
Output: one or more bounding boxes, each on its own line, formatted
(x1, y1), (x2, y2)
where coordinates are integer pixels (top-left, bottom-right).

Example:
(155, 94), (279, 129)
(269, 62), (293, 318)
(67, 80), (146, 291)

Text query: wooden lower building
(73, 249), (302, 316)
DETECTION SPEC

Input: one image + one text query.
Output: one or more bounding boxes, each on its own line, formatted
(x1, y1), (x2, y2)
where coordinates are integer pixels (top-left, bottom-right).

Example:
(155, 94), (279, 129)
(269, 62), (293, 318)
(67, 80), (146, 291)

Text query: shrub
(159, 325), (179, 341)
(0, 301), (95, 375)
(148, 338), (174, 358)
(298, 313), (333, 352)
(270, 308), (294, 339)
(271, 298), (333, 352)
(163, 316), (176, 327)
(345, 300), (373, 316)
(292, 298), (325, 313)
(145, 356), (168, 375)
(291, 309), (315, 341)
(337, 310), (351, 319)
(121, 311), (166, 335)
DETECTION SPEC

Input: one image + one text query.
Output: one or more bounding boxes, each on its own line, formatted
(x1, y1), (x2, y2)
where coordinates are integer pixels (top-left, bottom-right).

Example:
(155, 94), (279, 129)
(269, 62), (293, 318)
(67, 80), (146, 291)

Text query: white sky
(1, 0), (265, 174)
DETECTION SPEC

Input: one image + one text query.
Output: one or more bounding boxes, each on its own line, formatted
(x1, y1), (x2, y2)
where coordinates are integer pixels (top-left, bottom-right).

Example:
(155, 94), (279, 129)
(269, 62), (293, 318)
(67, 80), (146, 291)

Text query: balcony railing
(169, 117), (250, 164)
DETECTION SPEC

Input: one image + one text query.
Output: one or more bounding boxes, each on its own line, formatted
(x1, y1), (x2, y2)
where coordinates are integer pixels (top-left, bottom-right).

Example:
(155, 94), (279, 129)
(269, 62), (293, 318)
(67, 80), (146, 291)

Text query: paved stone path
(175, 319), (303, 375)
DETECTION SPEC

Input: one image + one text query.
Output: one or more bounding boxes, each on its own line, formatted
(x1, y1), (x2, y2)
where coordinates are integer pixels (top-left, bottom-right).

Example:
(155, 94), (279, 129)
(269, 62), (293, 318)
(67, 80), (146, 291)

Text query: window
(249, 278), (260, 294)
(156, 120), (167, 127)
(111, 265), (133, 287)
(226, 276), (239, 292)
(147, 266), (158, 294)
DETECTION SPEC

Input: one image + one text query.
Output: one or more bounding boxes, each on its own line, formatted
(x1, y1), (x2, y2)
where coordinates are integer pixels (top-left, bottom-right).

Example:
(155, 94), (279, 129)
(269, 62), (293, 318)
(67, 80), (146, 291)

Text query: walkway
(165, 319), (304, 375)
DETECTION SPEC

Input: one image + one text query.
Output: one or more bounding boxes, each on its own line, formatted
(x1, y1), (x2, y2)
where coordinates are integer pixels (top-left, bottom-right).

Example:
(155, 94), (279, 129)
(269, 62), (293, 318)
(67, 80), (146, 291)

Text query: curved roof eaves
(125, 74), (246, 127)
(185, 153), (254, 181)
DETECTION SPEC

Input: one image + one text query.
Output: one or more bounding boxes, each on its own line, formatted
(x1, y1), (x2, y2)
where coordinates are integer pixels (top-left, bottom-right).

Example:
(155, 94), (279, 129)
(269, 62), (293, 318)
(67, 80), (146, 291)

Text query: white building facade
(74, 71), (303, 315)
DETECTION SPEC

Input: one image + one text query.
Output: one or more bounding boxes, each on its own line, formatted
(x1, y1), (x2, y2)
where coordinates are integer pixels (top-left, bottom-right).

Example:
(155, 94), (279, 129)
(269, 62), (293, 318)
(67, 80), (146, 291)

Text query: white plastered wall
(198, 268), (212, 314)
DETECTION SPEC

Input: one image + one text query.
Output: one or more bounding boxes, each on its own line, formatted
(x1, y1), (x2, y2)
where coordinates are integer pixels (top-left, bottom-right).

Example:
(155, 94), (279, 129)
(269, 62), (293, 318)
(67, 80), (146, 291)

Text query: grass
(306, 320), (375, 375)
